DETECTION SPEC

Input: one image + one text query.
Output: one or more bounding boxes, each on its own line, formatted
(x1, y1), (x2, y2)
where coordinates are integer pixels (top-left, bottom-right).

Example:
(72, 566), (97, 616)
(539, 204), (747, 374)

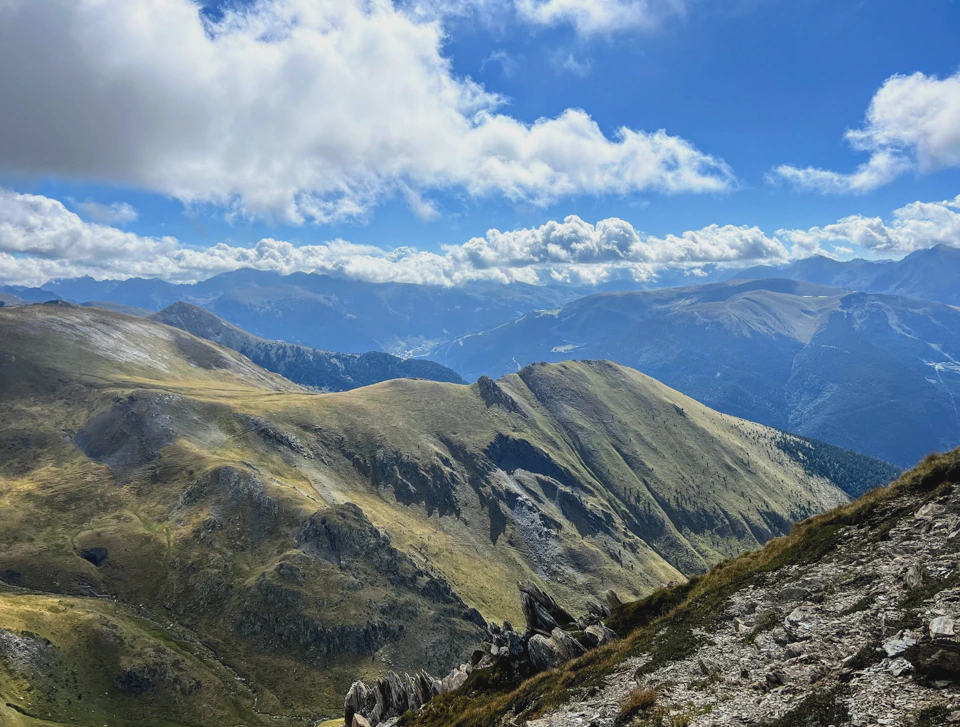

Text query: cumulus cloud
(779, 194), (960, 255)
(772, 71), (960, 193)
(74, 200), (139, 225)
(4, 188), (958, 289)
(0, 0), (730, 224)
(0, 190), (174, 262)
(0, 188), (786, 287)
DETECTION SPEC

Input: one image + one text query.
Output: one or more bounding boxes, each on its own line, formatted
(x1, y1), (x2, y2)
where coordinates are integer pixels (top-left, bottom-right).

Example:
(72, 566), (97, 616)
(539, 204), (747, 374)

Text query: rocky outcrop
(343, 582), (619, 726)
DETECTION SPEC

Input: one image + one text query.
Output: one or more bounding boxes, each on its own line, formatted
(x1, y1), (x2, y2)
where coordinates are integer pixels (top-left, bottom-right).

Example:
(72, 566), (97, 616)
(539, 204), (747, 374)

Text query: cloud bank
(2, 188), (958, 288)
(0, 0), (729, 225)
(772, 71), (960, 193)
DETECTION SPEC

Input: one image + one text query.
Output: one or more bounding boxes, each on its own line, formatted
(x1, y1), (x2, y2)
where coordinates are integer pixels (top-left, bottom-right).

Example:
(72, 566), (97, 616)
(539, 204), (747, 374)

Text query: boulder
(528, 628), (586, 672)
(605, 589), (623, 610)
(904, 642), (960, 684)
(439, 664), (471, 693)
(352, 715), (372, 727)
(528, 634), (562, 672)
(584, 623), (618, 648)
(345, 680), (376, 727)
(915, 502), (946, 520)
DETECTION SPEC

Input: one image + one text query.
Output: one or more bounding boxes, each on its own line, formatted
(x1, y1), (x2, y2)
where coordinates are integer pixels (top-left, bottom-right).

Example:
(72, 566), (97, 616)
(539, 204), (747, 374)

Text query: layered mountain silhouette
(0, 303), (891, 724)
(430, 279), (960, 466)
(733, 244), (960, 306)
(39, 270), (577, 354)
(150, 301), (464, 390)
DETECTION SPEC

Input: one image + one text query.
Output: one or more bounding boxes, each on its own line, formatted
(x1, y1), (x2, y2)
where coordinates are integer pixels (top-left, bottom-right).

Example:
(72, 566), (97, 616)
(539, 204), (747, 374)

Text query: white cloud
(0, 188), (785, 287)
(0, 0), (730, 225)
(4, 188), (958, 289)
(772, 71), (960, 193)
(0, 190), (175, 262)
(515, 0), (686, 34)
(74, 200), (139, 225)
(779, 194), (960, 255)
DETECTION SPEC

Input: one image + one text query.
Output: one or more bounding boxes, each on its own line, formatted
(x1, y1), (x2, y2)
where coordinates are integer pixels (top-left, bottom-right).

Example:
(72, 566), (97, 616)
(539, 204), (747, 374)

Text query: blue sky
(0, 0), (959, 286)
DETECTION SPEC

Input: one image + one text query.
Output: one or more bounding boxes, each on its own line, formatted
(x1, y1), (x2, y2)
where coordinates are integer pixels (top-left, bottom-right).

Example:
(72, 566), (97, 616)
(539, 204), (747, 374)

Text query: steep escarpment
(0, 305), (892, 723)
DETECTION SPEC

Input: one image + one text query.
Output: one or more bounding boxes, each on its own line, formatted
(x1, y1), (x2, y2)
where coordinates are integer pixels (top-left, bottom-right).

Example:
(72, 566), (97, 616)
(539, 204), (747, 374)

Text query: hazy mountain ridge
(430, 279), (960, 466)
(0, 304), (883, 724)
(733, 244), (960, 307)
(150, 301), (465, 391)
(39, 270), (578, 355)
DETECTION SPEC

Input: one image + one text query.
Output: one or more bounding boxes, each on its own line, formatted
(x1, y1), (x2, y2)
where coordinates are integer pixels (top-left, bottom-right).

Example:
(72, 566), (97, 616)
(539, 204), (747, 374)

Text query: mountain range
(0, 303), (894, 725)
(150, 301), (464, 391)
(430, 278), (960, 466)
(34, 271), (577, 355)
(733, 244), (960, 306)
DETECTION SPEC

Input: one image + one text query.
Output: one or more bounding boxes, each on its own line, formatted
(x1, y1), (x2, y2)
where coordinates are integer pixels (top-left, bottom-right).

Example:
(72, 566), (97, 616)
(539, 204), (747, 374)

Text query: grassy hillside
(0, 304), (884, 722)
(150, 301), (465, 390)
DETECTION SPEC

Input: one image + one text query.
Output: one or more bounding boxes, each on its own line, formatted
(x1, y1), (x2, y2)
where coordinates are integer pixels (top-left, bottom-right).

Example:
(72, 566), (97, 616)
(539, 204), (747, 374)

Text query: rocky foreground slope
(404, 449), (960, 727)
(0, 304), (893, 724)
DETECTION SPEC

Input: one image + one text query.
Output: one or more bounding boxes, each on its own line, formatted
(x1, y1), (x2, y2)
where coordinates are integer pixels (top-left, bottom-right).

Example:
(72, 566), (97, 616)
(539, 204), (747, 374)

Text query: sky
(0, 0), (959, 287)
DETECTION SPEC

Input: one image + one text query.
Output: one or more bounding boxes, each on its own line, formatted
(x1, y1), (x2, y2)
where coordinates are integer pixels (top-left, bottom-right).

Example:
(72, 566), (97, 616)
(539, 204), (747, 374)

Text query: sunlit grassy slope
(0, 304), (887, 723)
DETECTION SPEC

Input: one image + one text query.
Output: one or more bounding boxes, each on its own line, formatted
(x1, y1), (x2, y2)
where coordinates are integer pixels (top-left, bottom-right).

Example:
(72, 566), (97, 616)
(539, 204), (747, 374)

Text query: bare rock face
(345, 582), (615, 726)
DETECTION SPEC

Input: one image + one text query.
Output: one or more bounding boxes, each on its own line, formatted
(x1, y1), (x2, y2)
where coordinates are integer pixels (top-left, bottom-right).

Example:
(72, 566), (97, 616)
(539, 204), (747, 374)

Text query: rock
(345, 680), (376, 727)
(765, 669), (785, 688)
(587, 599), (611, 619)
(887, 657), (913, 677)
(777, 586), (810, 602)
(439, 664), (471, 693)
(528, 634), (563, 672)
(904, 562), (926, 589)
(528, 628), (586, 671)
(352, 716), (372, 727)
(519, 582), (575, 636)
(931, 616), (956, 639)
(605, 590), (623, 610)
(915, 502), (946, 520)
(904, 642), (960, 684)
(883, 636), (917, 657)
(584, 624), (617, 648)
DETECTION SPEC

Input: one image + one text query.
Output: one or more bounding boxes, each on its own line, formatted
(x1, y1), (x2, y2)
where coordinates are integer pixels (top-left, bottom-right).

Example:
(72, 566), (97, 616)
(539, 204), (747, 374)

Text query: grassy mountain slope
(0, 304), (879, 722)
(431, 279), (960, 466)
(407, 446), (960, 727)
(150, 301), (464, 391)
